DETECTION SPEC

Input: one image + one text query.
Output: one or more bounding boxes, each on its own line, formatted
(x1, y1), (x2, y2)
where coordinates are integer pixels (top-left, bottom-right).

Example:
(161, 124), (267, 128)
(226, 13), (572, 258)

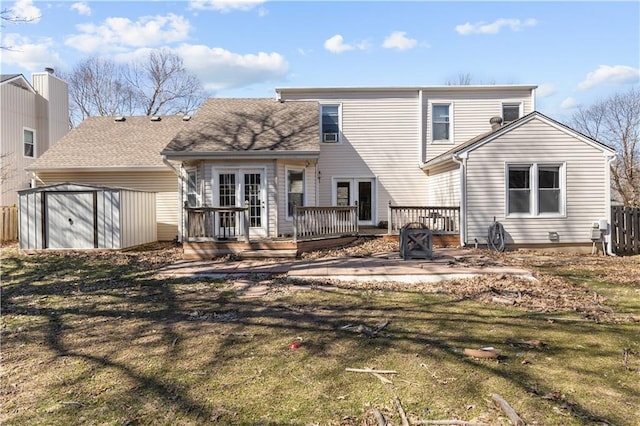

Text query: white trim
(452, 154), (466, 246)
(330, 176), (377, 225)
(429, 101), (454, 144)
(320, 103), (342, 144)
(501, 101), (523, 124)
(285, 165), (306, 220)
(505, 162), (566, 218)
(605, 155), (616, 255)
(23, 127), (36, 158)
(184, 166), (201, 207)
(418, 90), (425, 166)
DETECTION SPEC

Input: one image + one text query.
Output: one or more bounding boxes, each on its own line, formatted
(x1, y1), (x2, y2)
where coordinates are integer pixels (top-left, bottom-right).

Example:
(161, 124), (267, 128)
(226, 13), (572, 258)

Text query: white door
(214, 168), (267, 238)
(46, 192), (95, 249)
(333, 178), (375, 225)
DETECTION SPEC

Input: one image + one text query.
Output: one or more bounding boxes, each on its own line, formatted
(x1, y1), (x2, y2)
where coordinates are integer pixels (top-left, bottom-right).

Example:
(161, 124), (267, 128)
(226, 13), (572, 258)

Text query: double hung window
(507, 163), (564, 216)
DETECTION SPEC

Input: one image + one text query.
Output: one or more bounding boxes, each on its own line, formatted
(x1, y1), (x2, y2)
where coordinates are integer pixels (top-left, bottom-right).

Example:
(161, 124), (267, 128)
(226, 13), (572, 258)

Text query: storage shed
(19, 183), (157, 250)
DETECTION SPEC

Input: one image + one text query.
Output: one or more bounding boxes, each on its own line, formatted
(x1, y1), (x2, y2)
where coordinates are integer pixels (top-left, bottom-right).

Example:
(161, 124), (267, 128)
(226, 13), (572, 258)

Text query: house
(0, 69), (69, 207)
(24, 84), (616, 255)
(26, 115), (191, 242)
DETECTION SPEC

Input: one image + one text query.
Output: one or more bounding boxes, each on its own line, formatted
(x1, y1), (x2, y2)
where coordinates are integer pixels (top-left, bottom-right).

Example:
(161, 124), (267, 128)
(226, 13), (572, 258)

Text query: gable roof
(1, 74), (36, 93)
(28, 115), (189, 171)
(162, 98), (320, 159)
(423, 111), (616, 170)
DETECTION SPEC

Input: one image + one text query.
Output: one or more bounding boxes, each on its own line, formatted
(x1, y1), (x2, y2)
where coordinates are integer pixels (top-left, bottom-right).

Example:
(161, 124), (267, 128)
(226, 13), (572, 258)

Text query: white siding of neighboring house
(464, 117), (611, 245)
(33, 170), (178, 241)
(0, 73), (69, 206)
(426, 162), (460, 206)
(201, 160), (278, 237)
(423, 89), (533, 162)
(280, 91), (427, 224)
(275, 159), (317, 236)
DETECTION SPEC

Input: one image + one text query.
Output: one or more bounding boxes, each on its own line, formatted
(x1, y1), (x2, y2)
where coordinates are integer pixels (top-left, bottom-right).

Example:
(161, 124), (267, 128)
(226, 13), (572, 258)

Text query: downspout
(162, 155), (183, 243)
(531, 87), (536, 111)
(605, 154), (617, 256)
(418, 89), (426, 168)
(452, 153), (467, 247)
(30, 171), (46, 187)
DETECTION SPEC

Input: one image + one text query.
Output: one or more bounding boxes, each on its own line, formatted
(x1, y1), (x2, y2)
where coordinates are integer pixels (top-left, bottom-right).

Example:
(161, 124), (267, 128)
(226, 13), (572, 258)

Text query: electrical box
(591, 229), (602, 240)
(598, 219), (608, 230)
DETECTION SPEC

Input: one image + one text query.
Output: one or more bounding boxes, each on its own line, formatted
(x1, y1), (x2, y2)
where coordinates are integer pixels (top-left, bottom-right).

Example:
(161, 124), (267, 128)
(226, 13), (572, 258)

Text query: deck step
(237, 249), (298, 259)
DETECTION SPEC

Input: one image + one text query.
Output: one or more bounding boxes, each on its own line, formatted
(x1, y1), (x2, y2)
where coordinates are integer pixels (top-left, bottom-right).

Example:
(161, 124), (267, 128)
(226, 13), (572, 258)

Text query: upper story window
(506, 163), (564, 217)
(432, 104), (451, 142)
(321, 104), (340, 143)
(23, 128), (35, 158)
(502, 103), (521, 124)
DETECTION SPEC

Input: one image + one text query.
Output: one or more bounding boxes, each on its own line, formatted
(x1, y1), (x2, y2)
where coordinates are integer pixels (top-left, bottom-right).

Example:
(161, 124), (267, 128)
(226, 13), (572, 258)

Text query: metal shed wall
(19, 183), (156, 250)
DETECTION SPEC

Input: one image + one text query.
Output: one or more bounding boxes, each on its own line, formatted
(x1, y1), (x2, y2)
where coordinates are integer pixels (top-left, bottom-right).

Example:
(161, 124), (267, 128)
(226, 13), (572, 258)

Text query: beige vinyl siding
(34, 170), (178, 241)
(119, 190), (157, 248)
(465, 118), (609, 245)
(426, 162), (460, 206)
(424, 89), (533, 162)
(276, 160), (317, 236)
(1, 74), (69, 206)
(202, 160), (278, 237)
(282, 91), (427, 222)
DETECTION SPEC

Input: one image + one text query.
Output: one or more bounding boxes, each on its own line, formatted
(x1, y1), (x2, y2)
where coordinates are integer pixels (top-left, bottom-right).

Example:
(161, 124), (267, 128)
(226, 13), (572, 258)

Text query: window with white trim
(185, 168), (200, 207)
(321, 104), (340, 143)
(502, 103), (521, 124)
(24, 128), (35, 158)
(506, 163), (564, 216)
(432, 104), (451, 142)
(287, 168), (305, 217)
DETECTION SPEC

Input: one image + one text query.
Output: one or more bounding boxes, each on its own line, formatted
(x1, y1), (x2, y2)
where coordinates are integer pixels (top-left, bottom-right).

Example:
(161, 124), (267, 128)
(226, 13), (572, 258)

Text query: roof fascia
(28, 166), (170, 173)
(276, 84), (538, 95)
(161, 151), (320, 160)
(1, 74), (36, 93)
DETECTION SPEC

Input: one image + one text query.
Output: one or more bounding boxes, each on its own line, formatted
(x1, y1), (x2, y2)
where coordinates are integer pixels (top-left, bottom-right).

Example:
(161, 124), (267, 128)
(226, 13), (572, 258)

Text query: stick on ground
(345, 368), (397, 374)
(490, 393), (525, 426)
(372, 409), (387, 426)
(416, 420), (490, 425)
(394, 396), (410, 426)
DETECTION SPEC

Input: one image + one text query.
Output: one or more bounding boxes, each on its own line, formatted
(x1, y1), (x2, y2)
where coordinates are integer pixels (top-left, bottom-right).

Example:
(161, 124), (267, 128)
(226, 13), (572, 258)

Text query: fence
(387, 204), (460, 235)
(611, 206), (639, 255)
(293, 206), (358, 241)
(1, 206), (18, 243)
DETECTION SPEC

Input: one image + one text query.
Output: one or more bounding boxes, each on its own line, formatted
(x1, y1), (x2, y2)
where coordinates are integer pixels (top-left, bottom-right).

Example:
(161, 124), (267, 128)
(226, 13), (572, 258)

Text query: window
(502, 103), (521, 124)
(185, 168), (199, 207)
(432, 104), (451, 142)
(506, 164), (564, 216)
(24, 128), (35, 158)
(287, 169), (305, 217)
(321, 105), (340, 143)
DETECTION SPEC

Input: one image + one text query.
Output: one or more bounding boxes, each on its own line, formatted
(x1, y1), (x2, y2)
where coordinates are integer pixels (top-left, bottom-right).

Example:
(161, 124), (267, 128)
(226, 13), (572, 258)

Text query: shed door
(46, 192), (96, 249)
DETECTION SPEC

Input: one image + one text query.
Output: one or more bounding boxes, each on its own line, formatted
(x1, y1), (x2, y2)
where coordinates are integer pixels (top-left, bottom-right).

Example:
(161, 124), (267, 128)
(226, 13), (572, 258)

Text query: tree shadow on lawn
(1, 253), (635, 425)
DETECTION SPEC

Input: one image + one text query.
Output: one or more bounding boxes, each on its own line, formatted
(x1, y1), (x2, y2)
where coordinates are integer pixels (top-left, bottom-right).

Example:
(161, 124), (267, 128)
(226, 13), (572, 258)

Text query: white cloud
(70, 2), (92, 16)
(0, 33), (63, 71)
(536, 83), (557, 98)
(64, 13), (191, 53)
(323, 34), (370, 54)
(455, 18), (537, 35)
(188, 0), (265, 12)
(10, 0), (41, 23)
(560, 97), (580, 109)
(382, 31), (417, 51)
(124, 44), (289, 91)
(577, 65), (640, 90)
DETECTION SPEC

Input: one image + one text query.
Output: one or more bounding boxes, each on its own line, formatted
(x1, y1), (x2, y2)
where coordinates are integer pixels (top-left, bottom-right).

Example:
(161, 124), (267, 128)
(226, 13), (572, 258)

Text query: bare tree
(570, 87), (640, 207)
(445, 72), (474, 86)
(63, 50), (207, 126)
(126, 49), (206, 116)
(1, 7), (41, 50)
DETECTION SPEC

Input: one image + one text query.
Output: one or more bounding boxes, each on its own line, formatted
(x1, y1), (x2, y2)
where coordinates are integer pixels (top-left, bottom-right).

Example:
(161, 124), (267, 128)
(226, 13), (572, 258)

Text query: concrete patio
(156, 248), (533, 283)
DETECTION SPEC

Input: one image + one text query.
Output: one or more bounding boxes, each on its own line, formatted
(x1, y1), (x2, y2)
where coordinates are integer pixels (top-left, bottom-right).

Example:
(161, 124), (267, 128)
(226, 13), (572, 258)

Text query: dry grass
(1, 242), (639, 425)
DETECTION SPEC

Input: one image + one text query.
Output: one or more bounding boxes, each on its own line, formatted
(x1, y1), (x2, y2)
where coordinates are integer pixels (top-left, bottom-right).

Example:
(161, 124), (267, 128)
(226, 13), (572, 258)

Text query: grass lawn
(1, 243), (639, 425)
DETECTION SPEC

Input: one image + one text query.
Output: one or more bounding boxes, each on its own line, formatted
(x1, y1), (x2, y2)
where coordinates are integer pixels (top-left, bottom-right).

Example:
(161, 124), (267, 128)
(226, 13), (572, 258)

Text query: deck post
(243, 201), (250, 243)
(293, 205), (298, 242)
(387, 201), (392, 235)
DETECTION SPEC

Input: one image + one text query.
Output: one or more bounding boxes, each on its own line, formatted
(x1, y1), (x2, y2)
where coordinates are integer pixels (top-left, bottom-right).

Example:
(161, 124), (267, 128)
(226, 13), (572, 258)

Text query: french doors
(214, 168), (266, 238)
(333, 178), (375, 225)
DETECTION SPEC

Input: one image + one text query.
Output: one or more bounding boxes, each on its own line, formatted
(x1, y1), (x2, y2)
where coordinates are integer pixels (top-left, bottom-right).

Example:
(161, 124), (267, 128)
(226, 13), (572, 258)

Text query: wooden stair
(236, 249), (298, 259)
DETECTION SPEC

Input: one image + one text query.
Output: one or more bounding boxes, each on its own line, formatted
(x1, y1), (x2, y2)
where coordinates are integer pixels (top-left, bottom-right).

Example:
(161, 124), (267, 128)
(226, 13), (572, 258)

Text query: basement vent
(114, 116), (126, 122)
(150, 116), (161, 122)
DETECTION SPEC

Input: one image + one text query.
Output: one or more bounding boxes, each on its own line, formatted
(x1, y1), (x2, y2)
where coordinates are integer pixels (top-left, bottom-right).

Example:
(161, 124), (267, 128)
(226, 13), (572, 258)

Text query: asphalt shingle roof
(163, 98), (320, 155)
(29, 115), (189, 170)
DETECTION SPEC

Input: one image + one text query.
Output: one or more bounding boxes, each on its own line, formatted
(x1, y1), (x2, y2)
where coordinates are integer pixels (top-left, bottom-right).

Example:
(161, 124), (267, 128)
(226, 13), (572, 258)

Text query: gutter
(418, 89), (426, 168)
(452, 153), (467, 247)
(161, 151), (320, 160)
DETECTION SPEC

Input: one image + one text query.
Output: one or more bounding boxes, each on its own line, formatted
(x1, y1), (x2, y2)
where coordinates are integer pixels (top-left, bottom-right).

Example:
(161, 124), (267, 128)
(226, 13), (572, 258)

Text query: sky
(1, 0), (639, 122)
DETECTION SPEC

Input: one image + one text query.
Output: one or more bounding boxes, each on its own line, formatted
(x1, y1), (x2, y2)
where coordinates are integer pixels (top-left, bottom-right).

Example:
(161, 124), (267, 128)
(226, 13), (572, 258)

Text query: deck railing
(185, 204), (249, 242)
(388, 204), (460, 235)
(293, 205), (358, 242)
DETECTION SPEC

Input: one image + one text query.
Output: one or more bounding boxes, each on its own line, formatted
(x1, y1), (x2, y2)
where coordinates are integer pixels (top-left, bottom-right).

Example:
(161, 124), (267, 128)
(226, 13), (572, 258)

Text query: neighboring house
(24, 84), (617, 254)
(27, 115), (191, 241)
(0, 70), (69, 206)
